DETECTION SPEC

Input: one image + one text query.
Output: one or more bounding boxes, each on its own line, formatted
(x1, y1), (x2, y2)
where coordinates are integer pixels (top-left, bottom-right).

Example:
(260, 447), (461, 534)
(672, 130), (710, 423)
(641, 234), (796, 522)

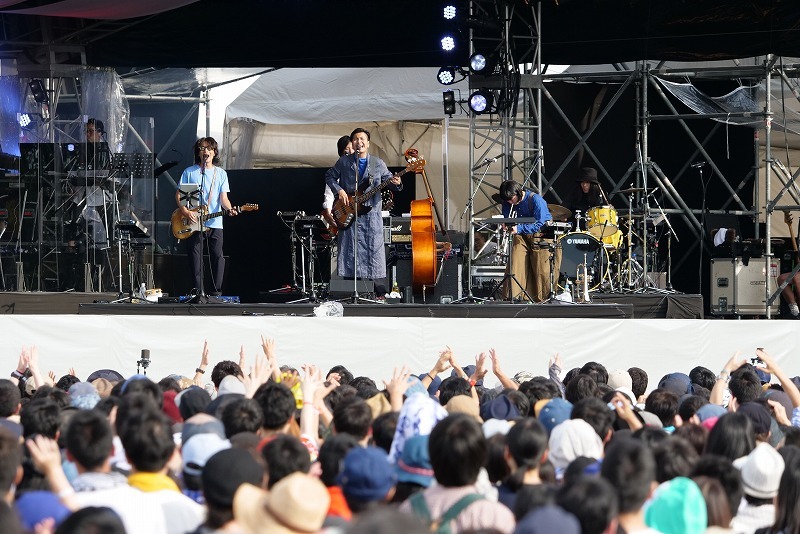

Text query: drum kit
(473, 186), (667, 300)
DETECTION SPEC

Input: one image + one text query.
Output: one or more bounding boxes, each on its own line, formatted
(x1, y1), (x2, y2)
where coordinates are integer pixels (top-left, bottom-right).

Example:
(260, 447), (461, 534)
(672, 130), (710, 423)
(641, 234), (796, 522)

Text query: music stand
(179, 184), (201, 209)
(177, 183), (216, 304)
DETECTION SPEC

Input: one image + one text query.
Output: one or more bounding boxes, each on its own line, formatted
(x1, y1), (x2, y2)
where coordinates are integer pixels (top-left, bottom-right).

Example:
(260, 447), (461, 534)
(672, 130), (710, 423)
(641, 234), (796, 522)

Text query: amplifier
(387, 242), (463, 261)
(386, 216), (412, 243)
(710, 257), (779, 316)
(390, 250), (462, 304)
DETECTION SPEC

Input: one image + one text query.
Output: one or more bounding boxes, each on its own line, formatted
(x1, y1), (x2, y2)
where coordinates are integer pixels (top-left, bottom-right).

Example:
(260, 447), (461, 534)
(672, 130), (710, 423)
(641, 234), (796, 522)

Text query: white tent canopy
(225, 67), (469, 125)
(223, 67), (479, 232)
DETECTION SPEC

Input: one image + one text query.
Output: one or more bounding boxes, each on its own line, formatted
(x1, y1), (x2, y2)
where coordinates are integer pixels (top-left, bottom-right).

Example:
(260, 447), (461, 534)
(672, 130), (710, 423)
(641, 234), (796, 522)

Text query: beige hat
(607, 369), (632, 390)
(445, 395), (483, 423)
(365, 392), (392, 420)
(91, 378), (115, 398)
(234, 473), (329, 534)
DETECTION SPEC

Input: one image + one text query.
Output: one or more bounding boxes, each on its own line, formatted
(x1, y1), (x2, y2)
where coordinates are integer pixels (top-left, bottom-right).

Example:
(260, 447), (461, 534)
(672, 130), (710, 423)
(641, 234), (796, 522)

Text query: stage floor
(0, 291), (703, 319)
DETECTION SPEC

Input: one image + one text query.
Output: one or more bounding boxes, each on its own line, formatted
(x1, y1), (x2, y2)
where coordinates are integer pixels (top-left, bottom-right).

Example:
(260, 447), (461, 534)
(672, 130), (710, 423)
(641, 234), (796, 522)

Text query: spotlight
(469, 54), (488, 73)
(437, 67), (457, 85)
(443, 91), (456, 116)
(468, 90), (493, 114)
(469, 52), (497, 75)
(441, 36), (455, 52)
(443, 5), (456, 20)
(28, 79), (49, 105)
(17, 113), (30, 128)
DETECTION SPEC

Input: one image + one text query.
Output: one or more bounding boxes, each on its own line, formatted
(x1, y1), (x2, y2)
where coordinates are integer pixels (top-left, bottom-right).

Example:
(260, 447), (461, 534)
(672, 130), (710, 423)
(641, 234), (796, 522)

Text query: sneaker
(789, 303), (799, 318)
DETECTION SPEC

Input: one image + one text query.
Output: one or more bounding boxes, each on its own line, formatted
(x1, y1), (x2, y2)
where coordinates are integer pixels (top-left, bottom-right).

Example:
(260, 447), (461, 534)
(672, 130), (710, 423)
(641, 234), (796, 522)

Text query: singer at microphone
(324, 127), (403, 295)
(175, 137), (238, 297)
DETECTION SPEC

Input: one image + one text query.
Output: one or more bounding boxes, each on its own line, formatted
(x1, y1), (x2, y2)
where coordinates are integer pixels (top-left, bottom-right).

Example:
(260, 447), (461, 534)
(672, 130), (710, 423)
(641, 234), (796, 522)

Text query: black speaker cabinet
(390, 248), (462, 304)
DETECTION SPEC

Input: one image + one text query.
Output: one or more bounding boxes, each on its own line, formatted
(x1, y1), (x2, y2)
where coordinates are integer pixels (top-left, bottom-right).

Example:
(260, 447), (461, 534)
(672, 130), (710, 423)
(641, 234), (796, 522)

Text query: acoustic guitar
(330, 157), (426, 229)
(171, 204), (259, 239)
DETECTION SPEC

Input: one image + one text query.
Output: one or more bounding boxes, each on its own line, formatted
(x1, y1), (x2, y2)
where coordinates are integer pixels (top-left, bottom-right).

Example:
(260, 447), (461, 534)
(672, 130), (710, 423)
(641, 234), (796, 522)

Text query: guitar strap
(206, 167), (218, 207)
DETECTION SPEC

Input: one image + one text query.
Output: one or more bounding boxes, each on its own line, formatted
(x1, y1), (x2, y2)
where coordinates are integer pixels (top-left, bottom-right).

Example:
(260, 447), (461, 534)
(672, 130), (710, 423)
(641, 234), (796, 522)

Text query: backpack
(408, 492), (485, 534)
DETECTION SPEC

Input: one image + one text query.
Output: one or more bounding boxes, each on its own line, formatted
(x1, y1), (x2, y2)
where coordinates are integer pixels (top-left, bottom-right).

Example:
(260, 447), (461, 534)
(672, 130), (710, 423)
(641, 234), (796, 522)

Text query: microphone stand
(348, 153), (377, 304)
(187, 154), (210, 304)
(454, 160), (498, 304)
(649, 191), (678, 293)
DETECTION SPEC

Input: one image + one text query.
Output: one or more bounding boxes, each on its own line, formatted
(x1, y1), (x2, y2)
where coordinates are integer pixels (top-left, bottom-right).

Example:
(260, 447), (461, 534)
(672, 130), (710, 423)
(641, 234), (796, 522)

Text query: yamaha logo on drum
(567, 237), (591, 245)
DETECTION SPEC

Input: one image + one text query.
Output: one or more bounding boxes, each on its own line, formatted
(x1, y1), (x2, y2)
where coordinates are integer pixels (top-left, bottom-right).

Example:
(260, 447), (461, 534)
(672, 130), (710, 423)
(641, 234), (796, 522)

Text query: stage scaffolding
(0, 65), (168, 293)
(452, 0), (800, 314)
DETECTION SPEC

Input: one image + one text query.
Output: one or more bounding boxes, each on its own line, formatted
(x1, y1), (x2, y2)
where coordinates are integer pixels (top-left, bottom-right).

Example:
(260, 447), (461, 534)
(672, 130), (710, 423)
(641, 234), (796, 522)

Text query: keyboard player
(498, 180), (562, 302)
(61, 118), (114, 290)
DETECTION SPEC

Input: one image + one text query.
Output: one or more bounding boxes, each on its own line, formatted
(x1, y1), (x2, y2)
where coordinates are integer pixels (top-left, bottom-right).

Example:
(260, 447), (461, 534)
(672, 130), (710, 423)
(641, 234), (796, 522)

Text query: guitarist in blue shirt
(175, 137), (238, 296)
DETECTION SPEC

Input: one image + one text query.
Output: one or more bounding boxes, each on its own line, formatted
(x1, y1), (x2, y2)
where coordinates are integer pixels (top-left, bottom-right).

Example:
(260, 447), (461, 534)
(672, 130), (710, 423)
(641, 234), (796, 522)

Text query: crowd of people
(1, 340), (799, 534)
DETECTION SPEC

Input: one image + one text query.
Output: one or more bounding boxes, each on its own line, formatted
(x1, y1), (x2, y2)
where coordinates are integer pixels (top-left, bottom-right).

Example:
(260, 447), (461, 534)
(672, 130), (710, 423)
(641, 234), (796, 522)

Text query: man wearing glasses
(176, 137), (238, 296)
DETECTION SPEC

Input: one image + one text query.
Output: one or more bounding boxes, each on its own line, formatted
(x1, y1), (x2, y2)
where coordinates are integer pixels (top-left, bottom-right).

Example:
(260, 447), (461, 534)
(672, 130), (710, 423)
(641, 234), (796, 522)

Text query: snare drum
(586, 205), (618, 239)
(556, 232), (609, 290)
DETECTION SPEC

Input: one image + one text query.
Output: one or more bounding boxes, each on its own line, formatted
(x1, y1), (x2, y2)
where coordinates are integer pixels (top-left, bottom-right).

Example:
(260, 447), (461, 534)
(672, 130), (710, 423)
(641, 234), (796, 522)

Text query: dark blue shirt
(501, 191), (551, 234)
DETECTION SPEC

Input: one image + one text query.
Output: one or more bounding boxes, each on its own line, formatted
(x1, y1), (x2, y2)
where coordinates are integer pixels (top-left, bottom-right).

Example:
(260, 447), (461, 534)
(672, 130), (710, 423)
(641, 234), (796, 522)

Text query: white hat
(548, 419), (603, 470)
(733, 442), (785, 499)
(182, 433), (231, 477)
(218, 375), (246, 396)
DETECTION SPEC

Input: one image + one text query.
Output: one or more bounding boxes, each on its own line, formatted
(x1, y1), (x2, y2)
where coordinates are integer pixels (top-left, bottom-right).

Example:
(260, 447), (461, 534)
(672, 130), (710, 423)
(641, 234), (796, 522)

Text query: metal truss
(457, 0), (796, 311)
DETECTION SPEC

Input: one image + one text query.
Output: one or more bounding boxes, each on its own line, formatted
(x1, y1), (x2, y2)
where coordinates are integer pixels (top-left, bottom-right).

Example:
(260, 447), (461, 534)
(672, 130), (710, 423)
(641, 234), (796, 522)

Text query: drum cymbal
(548, 204), (572, 221)
(618, 187), (646, 194)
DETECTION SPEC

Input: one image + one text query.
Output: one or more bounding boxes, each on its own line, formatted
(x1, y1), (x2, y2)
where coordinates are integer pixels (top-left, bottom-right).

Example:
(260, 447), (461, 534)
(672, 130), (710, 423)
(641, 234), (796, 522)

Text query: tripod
(287, 215), (325, 304)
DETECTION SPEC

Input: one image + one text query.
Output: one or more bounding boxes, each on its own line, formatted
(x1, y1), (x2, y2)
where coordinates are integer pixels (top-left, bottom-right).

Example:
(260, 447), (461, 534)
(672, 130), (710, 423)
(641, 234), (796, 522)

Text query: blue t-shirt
(178, 165), (230, 229)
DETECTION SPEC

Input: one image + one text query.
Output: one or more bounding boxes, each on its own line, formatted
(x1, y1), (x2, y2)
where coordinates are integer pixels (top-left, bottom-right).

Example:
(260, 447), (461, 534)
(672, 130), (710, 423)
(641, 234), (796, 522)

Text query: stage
(3, 290), (799, 395)
(0, 291), (703, 319)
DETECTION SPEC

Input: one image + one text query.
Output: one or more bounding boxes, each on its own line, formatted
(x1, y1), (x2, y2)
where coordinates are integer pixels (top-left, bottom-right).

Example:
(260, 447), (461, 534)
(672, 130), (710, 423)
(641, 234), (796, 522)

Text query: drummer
(563, 167), (608, 228)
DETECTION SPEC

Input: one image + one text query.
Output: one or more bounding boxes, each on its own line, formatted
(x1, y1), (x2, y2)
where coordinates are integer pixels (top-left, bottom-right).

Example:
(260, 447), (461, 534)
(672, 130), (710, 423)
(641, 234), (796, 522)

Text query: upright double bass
(405, 148), (452, 293)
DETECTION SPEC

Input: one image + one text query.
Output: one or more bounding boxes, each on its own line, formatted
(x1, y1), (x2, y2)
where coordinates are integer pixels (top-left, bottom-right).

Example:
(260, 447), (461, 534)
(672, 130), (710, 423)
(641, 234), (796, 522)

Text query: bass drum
(556, 232), (609, 290)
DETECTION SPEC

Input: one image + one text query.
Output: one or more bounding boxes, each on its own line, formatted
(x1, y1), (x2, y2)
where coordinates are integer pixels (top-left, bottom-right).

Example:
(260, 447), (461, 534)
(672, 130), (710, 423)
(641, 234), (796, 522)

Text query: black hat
(202, 447), (264, 508)
(577, 167), (599, 184)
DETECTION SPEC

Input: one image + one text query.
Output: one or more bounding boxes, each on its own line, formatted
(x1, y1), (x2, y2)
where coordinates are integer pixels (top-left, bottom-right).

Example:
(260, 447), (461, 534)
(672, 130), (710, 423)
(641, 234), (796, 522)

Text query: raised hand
(383, 365), (412, 401)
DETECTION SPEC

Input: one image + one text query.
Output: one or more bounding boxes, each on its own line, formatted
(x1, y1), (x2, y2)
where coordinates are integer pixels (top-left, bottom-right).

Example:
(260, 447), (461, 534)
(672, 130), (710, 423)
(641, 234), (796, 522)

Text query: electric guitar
(330, 157), (425, 230)
(171, 204), (259, 239)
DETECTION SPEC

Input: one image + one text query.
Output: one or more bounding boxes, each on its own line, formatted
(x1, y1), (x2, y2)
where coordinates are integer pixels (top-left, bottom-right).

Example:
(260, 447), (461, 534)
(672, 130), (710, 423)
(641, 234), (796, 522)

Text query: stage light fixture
(17, 113), (30, 128)
(469, 53), (487, 73)
(437, 67), (457, 85)
(443, 90), (456, 116)
(441, 36), (455, 52)
(28, 79), (49, 105)
(468, 90), (493, 114)
(443, 5), (457, 20)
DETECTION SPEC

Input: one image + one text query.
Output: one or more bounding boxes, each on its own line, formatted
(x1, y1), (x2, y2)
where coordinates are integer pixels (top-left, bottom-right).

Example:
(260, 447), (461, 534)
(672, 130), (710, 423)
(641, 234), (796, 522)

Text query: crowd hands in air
(1, 342), (800, 534)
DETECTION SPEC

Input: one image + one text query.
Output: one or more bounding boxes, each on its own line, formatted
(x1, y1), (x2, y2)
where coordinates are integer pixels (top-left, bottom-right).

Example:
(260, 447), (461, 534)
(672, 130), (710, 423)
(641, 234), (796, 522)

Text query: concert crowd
(0, 340), (798, 534)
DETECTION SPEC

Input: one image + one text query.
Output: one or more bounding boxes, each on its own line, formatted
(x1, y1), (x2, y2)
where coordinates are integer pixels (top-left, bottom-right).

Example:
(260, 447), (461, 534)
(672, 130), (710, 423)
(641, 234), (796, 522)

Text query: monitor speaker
(390, 251), (462, 304)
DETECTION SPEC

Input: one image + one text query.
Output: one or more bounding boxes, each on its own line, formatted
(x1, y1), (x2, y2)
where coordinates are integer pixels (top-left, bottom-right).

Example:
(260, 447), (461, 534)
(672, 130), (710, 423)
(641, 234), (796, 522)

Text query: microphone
(200, 153), (208, 176)
(471, 153), (505, 171)
(690, 161), (706, 168)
